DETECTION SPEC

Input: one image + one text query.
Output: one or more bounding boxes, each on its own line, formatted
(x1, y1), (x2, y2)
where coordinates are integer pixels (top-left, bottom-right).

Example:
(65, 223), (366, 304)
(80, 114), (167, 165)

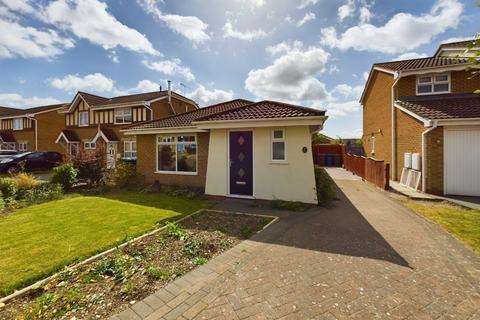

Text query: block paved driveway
(113, 168), (480, 320)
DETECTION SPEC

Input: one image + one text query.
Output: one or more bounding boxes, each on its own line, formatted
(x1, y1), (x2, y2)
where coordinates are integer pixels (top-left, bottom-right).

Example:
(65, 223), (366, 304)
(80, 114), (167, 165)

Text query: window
(68, 143), (79, 156)
(13, 118), (23, 130)
(157, 135), (197, 174)
(114, 108), (132, 124)
(370, 136), (376, 155)
(79, 111), (89, 127)
(18, 143), (27, 151)
(84, 141), (96, 149)
(124, 140), (137, 160)
(272, 129), (286, 161)
(416, 73), (450, 95)
(0, 142), (16, 151)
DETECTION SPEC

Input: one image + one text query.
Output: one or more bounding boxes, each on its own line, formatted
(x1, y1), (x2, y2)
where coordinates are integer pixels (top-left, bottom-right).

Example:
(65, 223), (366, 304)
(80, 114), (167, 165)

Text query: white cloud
(363, 72), (369, 82)
(187, 85), (234, 107)
(297, 12), (315, 27)
(322, 83), (364, 118)
(358, 6), (372, 24)
(0, 93), (62, 108)
(245, 42), (330, 103)
(0, 16), (74, 59)
(107, 50), (119, 63)
(49, 73), (115, 93)
(42, 0), (159, 55)
(328, 65), (340, 74)
(338, 0), (355, 22)
(142, 58), (195, 82)
(242, 0), (265, 9)
(1, 0), (35, 15)
(223, 20), (268, 41)
(321, 0), (463, 54)
(133, 80), (160, 93)
(395, 52), (428, 60)
(138, 0), (210, 44)
(324, 100), (361, 118)
(440, 36), (473, 44)
(266, 40), (303, 56)
(297, 0), (318, 9)
(332, 84), (363, 99)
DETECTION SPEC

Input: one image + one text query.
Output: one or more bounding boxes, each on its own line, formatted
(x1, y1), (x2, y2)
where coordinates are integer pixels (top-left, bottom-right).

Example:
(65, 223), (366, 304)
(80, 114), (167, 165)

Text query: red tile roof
(90, 91), (197, 107)
(0, 106), (20, 116)
(396, 93), (480, 120)
(60, 129), (81, 142)
(78, 92), (109, 106)
(0, 131), (16, 143)
(374, 57), (469, 72)
(99, 127), (119, 141)
(196, 100), (325, 122)
(0, 103), (68, 117)
(124, 99), (253, 130)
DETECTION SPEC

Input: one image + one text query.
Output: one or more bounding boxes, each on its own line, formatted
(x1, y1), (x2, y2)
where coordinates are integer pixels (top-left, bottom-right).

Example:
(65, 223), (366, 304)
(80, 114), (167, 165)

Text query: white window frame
(78, 111), (89, 127)
(156, 134), (198, 175)
(114, 107), (132, 124)
(84, 141), (96, 150)
(18, 142), (27, 151)
(68, 142), (80, 156)
(271, 129), (287, 162)
(1, 142), (16, 151)
(13, 118), (23, 130)
(416, 73), (450, 95)
(123, 140), (137, 160)
(370, 136), (376, 155)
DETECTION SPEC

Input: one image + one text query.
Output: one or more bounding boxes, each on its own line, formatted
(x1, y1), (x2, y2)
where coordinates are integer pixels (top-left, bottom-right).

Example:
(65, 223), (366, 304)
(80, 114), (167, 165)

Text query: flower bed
(0, 210), (273, 319)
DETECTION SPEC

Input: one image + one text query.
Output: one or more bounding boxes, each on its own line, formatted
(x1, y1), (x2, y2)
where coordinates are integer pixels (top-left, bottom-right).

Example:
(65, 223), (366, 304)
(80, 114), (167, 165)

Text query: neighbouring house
(55, 85), (198, 167)
(0, 104), (68, 152)
(361, 39), (480, 197)
(122, 99), (327, 204)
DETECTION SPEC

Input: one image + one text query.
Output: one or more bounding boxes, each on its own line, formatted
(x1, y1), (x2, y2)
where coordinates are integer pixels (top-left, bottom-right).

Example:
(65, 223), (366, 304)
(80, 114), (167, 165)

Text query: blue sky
(0, 0), (478, 137)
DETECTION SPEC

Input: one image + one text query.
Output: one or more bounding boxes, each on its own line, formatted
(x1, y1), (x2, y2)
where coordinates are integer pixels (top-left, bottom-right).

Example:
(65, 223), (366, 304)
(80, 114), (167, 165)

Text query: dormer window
(13, 118), (23, 130)
(416, 73), (450, 95)
(79, 111), (89, 127)
(114, 107), (132, 124)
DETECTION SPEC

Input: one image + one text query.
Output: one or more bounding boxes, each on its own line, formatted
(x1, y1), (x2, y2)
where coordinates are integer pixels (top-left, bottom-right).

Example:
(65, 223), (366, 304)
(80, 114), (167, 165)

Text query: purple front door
(229, 131), (253, 196)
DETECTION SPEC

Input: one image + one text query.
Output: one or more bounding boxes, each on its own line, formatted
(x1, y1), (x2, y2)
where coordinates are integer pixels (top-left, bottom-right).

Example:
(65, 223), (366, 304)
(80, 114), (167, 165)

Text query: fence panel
(344, 153), (389, 190)
(312, 144), (345, 167)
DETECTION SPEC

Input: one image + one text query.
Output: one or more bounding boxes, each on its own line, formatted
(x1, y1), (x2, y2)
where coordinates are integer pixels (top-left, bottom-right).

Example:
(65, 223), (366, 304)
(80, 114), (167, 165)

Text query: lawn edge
(0, 209), (278, 304)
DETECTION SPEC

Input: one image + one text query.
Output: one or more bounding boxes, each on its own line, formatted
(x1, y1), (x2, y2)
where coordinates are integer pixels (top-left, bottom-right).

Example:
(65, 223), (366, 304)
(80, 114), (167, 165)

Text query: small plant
(271, 199), (310, 212)
(91, 254), (135, 282)
(24, 293), (57, 320)
(51, 163), (78, 192)
(192, 256), (208, 266)
(145, 265), (170, 281)
(113, 160), (136, 188)
(183, 239), (203, 258)
(61, 288), (85, 307)
(120, 280), (138, 297)
(240, 226), (253, 238)
(160, 185), (199, 199)
(10, 172), (39, 190)
(0, 178), (17, 199)
(315, 167), (337, 207)
(165, 222), (190, 240)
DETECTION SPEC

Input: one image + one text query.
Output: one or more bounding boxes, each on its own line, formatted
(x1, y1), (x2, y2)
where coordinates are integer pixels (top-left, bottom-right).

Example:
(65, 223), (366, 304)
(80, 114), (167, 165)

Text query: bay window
(272, 129), (286, 161)
(157, 135), (197, 174)
(124, 140), (137, 160)
(114, 108), (132, 124)
(416, 73), (450, 95)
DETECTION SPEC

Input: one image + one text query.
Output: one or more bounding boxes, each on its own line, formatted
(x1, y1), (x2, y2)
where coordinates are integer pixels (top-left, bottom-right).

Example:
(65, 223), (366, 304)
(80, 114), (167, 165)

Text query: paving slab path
(113, 169), (480, 320)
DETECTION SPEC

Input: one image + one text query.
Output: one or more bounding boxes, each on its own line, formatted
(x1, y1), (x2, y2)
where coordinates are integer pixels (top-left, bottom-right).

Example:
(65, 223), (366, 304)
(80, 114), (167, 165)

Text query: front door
(229, 131), (253, 196)
(106, 143), (117, 169)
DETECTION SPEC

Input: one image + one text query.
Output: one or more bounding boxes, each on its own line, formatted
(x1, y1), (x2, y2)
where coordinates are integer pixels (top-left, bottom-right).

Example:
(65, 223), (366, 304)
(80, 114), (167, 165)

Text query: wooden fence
(344, 153), (390, 190)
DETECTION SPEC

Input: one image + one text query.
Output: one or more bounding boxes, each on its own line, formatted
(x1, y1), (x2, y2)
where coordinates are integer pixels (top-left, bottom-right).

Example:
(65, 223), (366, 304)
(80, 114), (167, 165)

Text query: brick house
(361, 39), (480, 196)
(0, 104), (67, 153)
(55, 87), (198, 167)
(122, 99), (327, 204)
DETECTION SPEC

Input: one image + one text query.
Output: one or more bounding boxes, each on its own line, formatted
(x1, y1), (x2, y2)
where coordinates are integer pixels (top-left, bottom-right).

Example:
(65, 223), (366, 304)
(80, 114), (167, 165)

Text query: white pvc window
(84, 141), (96, 149)
(13, 118), (23, 130)
(124, 140), (137, 160)
(114, 108), (132, 124)
(272, 129), (286, 161)
(416, 73), (450, 95)
(157, 135), (197, 174)
(18, 142), (27, 151)
(68, 143), (79, 156)
(1, 142), (16, 151)
(79, 111), (89, 127)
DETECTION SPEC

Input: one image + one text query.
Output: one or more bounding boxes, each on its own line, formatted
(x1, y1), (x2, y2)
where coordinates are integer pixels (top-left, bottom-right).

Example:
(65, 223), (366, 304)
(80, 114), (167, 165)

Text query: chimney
(167, 80), (171, 103)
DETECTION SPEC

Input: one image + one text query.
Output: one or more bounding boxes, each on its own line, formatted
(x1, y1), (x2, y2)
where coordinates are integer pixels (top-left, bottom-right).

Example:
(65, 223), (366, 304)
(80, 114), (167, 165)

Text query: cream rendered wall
(205, 126), (318, 204)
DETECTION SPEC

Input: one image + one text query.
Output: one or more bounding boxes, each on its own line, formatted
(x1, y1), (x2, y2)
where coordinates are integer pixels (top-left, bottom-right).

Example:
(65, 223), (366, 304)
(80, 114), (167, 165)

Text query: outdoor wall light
(302, 146), (308, 153)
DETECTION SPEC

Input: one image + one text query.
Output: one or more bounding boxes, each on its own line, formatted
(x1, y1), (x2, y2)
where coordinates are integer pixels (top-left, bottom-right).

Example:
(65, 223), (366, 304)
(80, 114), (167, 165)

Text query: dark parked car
(0, 150), (18, 157)
(0, 152), (63, 174)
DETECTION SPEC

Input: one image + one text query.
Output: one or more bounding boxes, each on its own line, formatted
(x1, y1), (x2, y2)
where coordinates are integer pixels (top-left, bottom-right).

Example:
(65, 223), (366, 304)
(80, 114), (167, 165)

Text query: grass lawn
(0, 192), (213, 297)
(403, 200), (480, 254)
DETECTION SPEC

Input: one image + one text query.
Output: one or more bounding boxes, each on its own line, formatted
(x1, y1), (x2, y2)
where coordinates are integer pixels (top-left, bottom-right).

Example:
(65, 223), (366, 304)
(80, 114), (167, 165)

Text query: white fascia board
(401, 64), (475, 77)
(122, 126), (208, 135)
(394, 103), (432, 127)
(90, 102), (143, 110)
(435, 118), (480, 126)
(55, 132), (69, 144)
(64, 93), (88, 113)
(193, 116), (326, 129)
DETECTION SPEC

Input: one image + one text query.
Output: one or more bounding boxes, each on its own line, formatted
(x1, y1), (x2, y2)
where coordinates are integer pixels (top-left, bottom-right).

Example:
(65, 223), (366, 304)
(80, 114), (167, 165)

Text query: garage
(444, 126), (480, 196)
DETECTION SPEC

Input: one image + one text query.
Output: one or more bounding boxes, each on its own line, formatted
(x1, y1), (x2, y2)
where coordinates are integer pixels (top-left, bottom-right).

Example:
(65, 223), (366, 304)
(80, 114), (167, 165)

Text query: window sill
(155, 171), (198, 176)
(416, 91), (450, 96)
(270, 160), (289, 165)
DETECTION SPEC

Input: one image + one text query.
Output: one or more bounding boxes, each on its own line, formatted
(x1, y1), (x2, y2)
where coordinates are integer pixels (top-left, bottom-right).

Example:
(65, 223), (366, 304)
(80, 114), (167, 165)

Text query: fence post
(384, 163), (390, 190)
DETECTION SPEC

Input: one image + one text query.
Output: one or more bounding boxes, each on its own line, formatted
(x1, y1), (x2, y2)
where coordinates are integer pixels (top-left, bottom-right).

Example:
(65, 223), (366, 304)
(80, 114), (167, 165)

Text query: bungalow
(123, 99), (327, 204)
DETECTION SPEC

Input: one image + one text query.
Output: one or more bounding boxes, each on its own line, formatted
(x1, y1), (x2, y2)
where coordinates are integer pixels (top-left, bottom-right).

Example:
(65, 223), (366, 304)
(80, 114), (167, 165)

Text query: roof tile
(374, 57), (469, 72)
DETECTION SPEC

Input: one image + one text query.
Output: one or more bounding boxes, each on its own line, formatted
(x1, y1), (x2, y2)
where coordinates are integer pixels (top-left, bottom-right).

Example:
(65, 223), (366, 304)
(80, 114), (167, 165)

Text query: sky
(0, 0), (478, 137)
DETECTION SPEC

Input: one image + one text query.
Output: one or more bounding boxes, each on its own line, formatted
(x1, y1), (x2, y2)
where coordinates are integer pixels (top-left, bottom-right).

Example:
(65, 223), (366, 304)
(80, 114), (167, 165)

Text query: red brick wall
(136, 132), (209, 190)
(425, 127), (444, 195)
(36, 109), (68, 153)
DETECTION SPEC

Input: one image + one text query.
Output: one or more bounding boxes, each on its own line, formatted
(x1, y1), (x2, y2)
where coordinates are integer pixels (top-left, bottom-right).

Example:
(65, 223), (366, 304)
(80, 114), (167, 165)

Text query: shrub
(112, 160), (136, 188)
(51, 163), (78, 192)
(0, 193), (4, 211)
(271, 199), (311, 212)
(91, 254), (135, 282)
(70, 149), (107, 187)
(21, 183), (63, 205)
(10, 172), (40, 191)
(0, 178), (17, 199)
(315, 167), (337, 207)
(160, 185), (199, 199)
(145, 265), (170, 281)
(183, 239), (203, 258)
(165, 222), (190, 240)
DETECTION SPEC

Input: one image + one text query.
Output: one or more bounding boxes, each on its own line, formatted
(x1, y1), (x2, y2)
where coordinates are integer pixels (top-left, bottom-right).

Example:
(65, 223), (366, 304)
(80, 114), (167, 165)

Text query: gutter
(421, 120), (437, 193)
(391, 72), (401, 180)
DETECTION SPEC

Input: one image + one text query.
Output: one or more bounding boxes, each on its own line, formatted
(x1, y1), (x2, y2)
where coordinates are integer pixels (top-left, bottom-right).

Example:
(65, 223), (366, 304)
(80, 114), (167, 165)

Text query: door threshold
(227, 194), (255, 200)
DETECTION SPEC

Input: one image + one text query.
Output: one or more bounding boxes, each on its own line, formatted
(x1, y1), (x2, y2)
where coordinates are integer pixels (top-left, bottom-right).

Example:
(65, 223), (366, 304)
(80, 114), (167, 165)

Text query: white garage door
(444, 126), (480, 196)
